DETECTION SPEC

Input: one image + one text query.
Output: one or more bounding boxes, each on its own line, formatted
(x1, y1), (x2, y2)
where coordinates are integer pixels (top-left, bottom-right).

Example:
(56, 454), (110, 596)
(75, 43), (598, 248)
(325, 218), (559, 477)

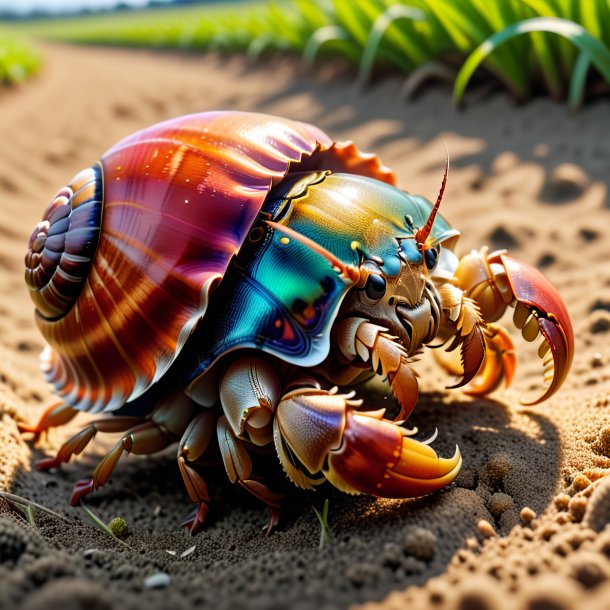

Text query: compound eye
(424, 247), (439, 270)
(365, 274), (386, 300)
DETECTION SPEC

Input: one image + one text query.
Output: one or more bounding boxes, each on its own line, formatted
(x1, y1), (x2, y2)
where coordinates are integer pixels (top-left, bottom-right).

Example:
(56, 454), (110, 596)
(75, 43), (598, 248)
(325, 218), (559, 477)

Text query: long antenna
(265, 220), (361, 283)
(415, 148), (449, 248)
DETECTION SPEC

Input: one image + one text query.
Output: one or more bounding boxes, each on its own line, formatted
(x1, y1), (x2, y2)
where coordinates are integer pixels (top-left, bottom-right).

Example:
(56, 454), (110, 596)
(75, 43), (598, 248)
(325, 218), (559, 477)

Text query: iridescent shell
(186, 171), (459, 398)
(25, 111), (396, 413)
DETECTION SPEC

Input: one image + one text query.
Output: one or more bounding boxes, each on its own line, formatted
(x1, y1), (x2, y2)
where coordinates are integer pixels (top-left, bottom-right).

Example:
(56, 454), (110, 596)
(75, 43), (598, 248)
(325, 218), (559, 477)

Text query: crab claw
(489, 252), (574, 405)
(464, 324), (516, 396)
(273, 389), (461, 498)
(328, 410), (462, 497)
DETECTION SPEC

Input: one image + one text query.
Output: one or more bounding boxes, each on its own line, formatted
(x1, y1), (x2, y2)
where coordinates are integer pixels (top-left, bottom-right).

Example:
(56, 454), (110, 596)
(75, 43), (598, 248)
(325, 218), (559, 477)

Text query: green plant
(0, 491), (69, 526)
(80, 501), (130, 547)
(9, 0), (610, 106)
(312, 498), (331, 549)
(0, 35), (41, 85)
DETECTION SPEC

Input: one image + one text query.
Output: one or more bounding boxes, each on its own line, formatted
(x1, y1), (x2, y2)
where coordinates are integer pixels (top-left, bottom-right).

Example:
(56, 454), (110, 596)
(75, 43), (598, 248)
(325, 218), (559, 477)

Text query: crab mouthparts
(396, 300), (437, 352)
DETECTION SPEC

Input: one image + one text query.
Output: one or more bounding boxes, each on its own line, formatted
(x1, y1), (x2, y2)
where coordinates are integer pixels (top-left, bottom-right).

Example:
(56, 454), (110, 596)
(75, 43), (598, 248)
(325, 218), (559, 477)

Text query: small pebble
(520, 506), (536, 524)
(572, 474), (592, 492)
(144, 572), (171, 589)
(569, 496), (588, 523)
(591, 352), (603, 368)
(402, 527), (437, 562)
(477, 519), (496, 538)
(489, 493), (514, 517)
(555, 493), (570, 511)
(180, 545), (196, 558)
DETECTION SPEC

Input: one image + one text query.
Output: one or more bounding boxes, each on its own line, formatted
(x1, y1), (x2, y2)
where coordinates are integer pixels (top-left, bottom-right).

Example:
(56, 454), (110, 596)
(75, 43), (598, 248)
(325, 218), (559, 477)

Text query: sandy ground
(0, 42), (609, 610)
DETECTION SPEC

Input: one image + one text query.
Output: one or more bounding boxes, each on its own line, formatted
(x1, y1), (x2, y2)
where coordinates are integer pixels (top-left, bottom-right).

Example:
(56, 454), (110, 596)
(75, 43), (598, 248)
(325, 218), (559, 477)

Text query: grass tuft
(0, 491), (69, 525)
(7, 0), (610, 105)
(312, 498), (331, 549)
(80, 501), (130, 547)
(0, 34), (41, 85)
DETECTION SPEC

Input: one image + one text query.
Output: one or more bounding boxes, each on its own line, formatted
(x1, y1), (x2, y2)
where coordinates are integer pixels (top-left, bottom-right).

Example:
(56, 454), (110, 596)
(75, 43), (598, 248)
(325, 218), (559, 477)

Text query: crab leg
(217, 415), (283, 535)
(36, 415), (145, 471)
(274, 388), (461, 497)
(18, 401), (79, 441)
(178, 410), (216, 534)
(333, 318), (419, 421)
(70, 420), (175, 505)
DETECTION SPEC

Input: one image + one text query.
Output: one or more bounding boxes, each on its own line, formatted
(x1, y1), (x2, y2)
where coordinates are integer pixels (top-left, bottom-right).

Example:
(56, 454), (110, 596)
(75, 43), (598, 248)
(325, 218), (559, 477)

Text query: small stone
(144, 572), (171, 589)
(381, 543), (402, 569)
(572, 474), (592, 492)
(593, 354), (605, 369)
(488, 493), (514, 517)
(402, 527), (437, 562)
(520, 507), (536, 524)
(569, 496), (588, 523)
(477, 519), (496, 538)
(554, 493), (570, 511)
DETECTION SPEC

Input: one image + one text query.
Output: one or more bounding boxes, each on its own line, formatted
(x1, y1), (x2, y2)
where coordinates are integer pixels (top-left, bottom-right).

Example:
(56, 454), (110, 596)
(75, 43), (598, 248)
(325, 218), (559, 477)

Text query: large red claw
(327, 410), (462, 498)
(489, 253), (574, 405)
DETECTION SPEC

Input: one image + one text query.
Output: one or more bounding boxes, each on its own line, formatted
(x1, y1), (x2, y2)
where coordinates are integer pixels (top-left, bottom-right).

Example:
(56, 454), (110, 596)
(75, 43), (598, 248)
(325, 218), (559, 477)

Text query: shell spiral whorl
(25, 166), (103, 320)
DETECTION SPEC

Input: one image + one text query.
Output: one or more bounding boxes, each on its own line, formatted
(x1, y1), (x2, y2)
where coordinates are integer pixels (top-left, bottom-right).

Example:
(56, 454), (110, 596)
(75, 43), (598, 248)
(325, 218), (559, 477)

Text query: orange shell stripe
(36, 112), (394, 413)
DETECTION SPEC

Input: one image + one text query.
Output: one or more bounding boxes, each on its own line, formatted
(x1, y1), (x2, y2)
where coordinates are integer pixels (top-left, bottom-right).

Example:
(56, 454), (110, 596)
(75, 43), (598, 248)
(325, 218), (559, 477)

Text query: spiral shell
(26, 111), (394, 413)
(25, 167), (102, 320)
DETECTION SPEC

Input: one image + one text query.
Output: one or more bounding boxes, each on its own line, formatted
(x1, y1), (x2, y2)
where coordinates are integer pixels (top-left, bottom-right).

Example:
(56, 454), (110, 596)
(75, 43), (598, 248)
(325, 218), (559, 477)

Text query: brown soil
(0, 42), (609, 610)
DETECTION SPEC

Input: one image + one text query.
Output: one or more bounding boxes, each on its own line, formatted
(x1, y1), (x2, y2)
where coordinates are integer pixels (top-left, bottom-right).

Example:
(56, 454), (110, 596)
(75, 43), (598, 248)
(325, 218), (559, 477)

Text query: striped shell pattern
(25, 111), (394, 414)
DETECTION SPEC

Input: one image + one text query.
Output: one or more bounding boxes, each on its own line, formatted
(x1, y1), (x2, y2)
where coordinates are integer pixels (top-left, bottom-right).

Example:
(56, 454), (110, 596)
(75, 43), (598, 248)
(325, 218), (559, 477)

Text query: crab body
(23, 112), (574, 533)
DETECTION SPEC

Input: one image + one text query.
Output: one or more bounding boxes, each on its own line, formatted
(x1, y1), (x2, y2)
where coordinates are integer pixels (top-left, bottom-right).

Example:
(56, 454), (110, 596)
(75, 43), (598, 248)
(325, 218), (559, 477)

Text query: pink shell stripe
(36, 111), (395, 413)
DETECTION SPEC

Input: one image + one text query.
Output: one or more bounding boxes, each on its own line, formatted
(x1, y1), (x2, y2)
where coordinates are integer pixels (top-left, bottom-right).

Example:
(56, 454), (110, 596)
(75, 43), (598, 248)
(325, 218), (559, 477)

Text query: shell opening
(25, 165), (103, 320)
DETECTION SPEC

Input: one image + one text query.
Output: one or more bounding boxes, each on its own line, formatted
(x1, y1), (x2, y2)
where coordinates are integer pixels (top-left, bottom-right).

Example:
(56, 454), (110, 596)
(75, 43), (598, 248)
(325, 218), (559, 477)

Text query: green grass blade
(0, 491), (69, 522)
(568, 51), (591, 109)
(529, 30), (564, 98)
(80, 501), (129, 547)
(358, 4), (425, 87)
(303, 25), (359, 65)
(454, 17), (610, 105)
(426, 0), (530, 99)
(13, 501), (37, 527)
(312, 499), (331, 550)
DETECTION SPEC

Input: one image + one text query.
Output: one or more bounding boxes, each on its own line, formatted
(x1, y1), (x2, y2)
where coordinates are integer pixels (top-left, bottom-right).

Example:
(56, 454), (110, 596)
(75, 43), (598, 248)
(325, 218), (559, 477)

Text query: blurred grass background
(0, 35), (41, 85)
(2, 0), (610, 107)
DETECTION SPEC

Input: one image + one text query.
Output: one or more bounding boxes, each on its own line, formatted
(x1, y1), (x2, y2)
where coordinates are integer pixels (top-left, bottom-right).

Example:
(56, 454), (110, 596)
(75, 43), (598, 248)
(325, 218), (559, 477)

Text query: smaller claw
(464, 324), (516, 396)
(490, 253), (574, 404)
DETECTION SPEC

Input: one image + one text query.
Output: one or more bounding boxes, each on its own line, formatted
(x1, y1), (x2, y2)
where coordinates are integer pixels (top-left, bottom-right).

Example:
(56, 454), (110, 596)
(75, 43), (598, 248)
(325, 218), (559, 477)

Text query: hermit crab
(22, 111), (573, 533)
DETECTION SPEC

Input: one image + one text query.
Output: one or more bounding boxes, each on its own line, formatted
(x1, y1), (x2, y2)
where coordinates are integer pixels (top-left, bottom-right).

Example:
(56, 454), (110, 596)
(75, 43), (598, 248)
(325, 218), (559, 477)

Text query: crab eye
(365, 274), (386, 300)
(424, 247), (439, 270)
